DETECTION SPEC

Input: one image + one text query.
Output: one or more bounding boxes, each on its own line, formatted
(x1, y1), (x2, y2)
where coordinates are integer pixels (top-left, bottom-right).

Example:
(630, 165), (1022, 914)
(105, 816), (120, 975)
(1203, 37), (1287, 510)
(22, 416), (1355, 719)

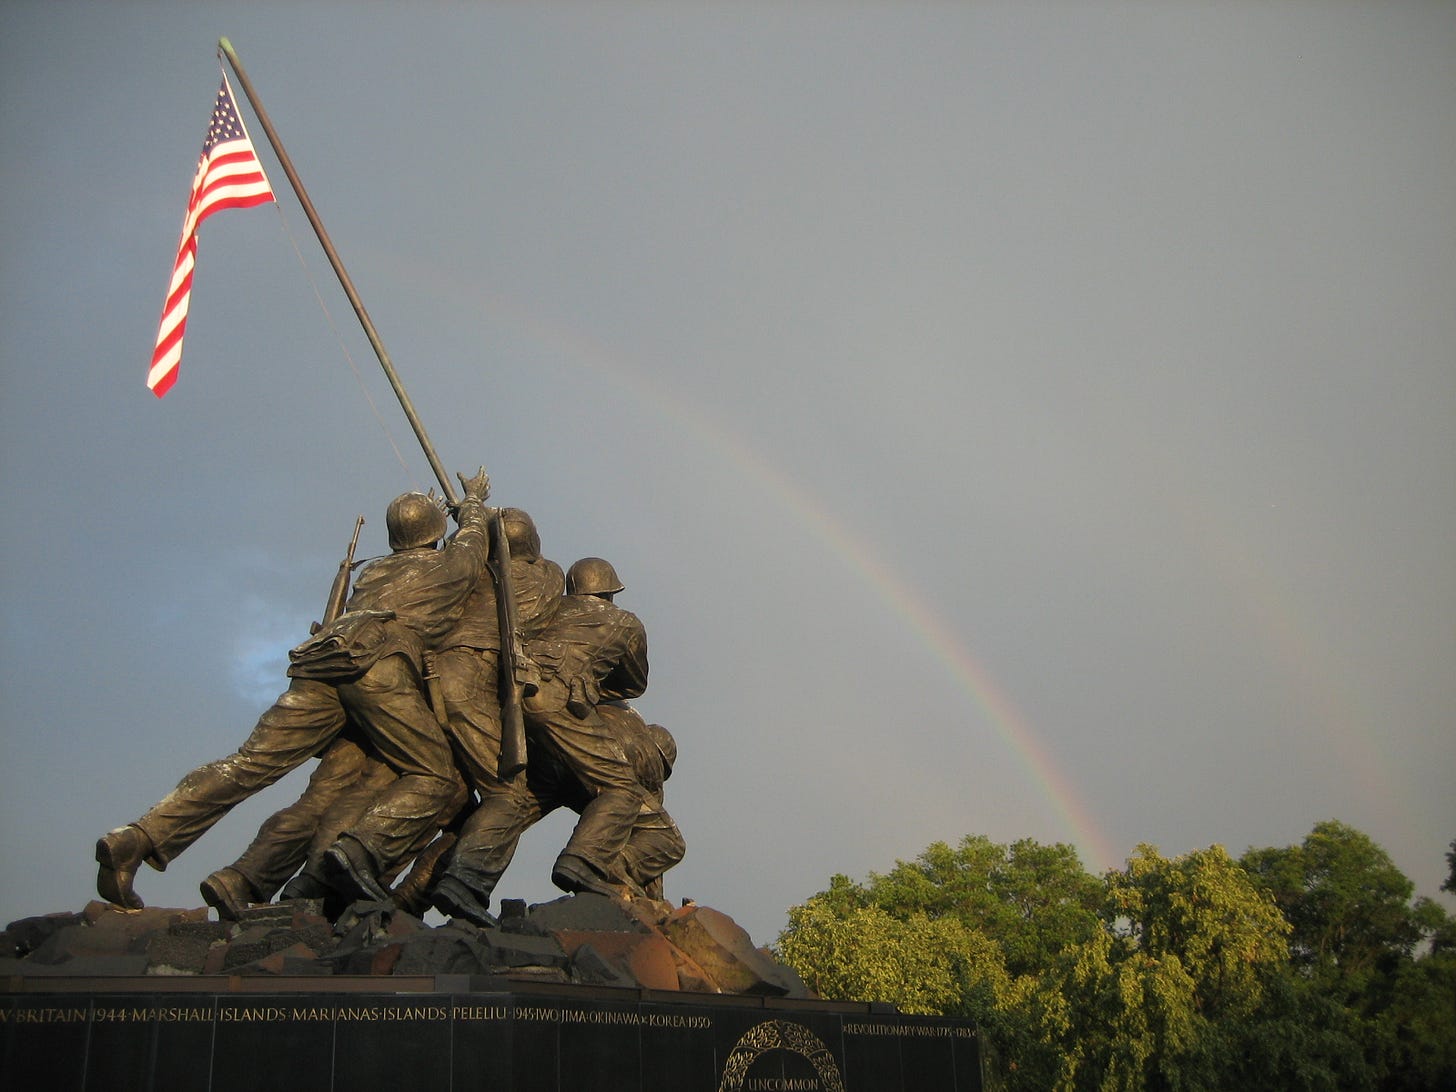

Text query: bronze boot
(200, 867), (258, 922)
(95, 825), (151, 910)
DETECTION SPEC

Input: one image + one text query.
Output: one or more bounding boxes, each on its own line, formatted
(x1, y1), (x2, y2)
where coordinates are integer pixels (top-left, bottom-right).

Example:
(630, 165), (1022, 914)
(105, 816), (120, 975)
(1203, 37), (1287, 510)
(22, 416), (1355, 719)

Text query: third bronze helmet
(566, 557), (625, 596)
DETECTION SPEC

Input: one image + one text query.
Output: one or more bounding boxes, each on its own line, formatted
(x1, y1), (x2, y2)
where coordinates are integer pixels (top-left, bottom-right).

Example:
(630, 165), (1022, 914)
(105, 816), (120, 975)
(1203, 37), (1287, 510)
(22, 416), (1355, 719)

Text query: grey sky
(2, 2), (1452, 946)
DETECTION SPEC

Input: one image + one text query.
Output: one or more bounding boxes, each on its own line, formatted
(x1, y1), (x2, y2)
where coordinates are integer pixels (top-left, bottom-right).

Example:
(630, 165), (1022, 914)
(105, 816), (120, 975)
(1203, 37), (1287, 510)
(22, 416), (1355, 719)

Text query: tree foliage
(776, 824), (1456, 1092)
(1107, 843), (1289, 1019)
(1028, 843), (1292, 1091)
(776, 897), (1008, 1017)
(1241, 820), (1422, 984)
(812, 834), (1102, 978)
(1237, 821), (1456, 1089)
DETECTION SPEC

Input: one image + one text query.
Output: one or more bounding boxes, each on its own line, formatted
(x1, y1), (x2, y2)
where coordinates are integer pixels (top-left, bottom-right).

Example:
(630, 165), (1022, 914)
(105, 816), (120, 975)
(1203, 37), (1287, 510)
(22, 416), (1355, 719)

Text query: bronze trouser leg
(559, 788), (646, 878)
(133, 678), (347, 868)
(528, 705), (649, 879)
(436, 646), (503, 786)
(333, 655), (466, 875)
(304, 753), (409, 882)
(228, 733), (380, 899)
(617, 806), (685, 890)
(429, 645), (527, 901)
(441, 775), (555, 900)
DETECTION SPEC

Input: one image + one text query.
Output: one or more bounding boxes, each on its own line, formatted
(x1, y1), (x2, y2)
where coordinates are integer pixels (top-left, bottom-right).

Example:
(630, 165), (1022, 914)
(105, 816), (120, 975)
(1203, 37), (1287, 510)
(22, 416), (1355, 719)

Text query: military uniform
(435, 537), (565, 787)
(117, 493), (490, 894)
(198, 511), (563, 915)
(214, 730), (399, 908)
(439, 587), (651, 909)
(606, 706), (684, 899)
(434, 699), (681, 916)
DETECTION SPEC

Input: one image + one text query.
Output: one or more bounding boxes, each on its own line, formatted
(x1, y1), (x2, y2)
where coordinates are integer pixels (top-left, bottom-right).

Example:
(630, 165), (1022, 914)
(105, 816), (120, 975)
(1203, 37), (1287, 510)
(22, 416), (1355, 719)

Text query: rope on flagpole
(269, 201), (420, 491)
(217, 36), (458, 504)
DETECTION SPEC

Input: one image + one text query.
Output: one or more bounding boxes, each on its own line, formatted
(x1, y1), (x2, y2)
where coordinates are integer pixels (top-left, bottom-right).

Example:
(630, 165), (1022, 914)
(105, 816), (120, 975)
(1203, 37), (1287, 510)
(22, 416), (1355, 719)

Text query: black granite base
(2, 977), (982, 1091)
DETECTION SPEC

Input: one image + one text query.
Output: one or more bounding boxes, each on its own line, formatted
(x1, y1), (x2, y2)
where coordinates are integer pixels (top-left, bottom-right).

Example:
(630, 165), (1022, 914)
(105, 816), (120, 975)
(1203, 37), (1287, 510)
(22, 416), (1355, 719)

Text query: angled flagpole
(218, 37), (529, 776)
(217, 36), (457, 505)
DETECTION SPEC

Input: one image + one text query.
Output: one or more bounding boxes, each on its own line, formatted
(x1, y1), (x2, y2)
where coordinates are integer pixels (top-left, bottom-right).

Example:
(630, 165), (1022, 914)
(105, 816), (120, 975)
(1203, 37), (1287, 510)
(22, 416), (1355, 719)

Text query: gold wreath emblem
(717, 1019), (845, 1092)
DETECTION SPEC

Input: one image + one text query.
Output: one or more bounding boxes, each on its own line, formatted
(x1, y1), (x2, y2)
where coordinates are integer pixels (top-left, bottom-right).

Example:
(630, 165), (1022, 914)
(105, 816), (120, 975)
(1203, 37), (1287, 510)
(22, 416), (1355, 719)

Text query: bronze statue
(600, 705), (683, 900)
(95, 470), (493, 910)
(434, 508), (564, 792)
(422, 707), (683, 927)
(96, 490), (686, 927)
(189, 513), (539, 918)
(430, 556), (656, 925)
(530, 702), (685, 898)
(200, 507), (566, 919)
(430, 701), (682, 923)
(88, 44), (695, 928)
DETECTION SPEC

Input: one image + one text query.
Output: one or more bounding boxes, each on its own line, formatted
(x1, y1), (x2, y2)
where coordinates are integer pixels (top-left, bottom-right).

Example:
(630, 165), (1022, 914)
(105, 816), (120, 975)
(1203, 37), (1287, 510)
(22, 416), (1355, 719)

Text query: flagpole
(217, 36), (458, 504)
(216, 38), (530, 775)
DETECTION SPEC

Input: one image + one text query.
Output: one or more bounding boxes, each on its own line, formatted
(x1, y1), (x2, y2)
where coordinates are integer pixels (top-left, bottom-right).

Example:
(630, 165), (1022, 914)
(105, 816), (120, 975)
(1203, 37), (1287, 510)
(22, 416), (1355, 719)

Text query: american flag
(147, 74), (274, 397)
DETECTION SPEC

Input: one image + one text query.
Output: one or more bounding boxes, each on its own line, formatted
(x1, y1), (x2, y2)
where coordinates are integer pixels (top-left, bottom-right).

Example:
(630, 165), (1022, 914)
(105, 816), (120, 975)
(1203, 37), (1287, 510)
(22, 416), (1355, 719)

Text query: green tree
(1240, 820), (1421, 985)
(833, 834), (1103, 978)
(775, 897), (1009, 1017)
(777, 828), (1454, 1091)
(1107, 843), (1289, 1020)
(775, 835), (1100, 1089)
(1016, 924), (1207, 1092)
(1219, 968), (1374, 1091)
(1365, 943), (1456, 1092)
(1241, 821), (1456, 1090)
(1050, 844), (1292, 1091)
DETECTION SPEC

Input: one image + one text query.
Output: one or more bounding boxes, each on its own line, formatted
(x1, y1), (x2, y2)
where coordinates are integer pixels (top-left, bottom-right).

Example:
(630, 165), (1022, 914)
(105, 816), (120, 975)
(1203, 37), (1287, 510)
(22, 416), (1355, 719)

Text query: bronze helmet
(566, 556), (625, 596)
(500, 507), (541, 560)
(385, 492), (447, 551)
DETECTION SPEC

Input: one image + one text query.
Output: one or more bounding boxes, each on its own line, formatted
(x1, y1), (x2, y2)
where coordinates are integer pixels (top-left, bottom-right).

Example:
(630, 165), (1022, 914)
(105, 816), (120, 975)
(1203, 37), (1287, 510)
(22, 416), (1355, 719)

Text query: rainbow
(708, 427), (1122, 874)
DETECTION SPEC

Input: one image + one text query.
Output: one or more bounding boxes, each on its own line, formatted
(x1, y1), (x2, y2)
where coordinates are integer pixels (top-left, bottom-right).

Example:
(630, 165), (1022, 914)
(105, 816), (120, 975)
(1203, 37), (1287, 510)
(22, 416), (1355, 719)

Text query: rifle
(490, 511), (528, 779)
(311, 515), (365, 634)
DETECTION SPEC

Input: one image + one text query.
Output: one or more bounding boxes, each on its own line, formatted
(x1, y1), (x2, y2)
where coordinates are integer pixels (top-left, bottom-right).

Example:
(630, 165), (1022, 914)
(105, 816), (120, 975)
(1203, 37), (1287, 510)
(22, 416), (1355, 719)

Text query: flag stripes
(147, 74), (274, 397)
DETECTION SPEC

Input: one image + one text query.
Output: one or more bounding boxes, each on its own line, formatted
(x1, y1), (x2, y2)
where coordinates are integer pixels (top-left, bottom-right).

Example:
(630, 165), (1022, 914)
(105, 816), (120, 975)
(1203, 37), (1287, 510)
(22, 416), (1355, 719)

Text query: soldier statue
(430, 557), (658, 925)
(96, 469), (492, 910)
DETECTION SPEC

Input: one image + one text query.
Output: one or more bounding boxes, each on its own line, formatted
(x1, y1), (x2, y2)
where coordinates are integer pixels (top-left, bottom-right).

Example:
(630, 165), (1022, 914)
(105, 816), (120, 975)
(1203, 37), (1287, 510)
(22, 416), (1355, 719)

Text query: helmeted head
(501, 507), (541, 561)
(646, 722), (676, 778)
(566, 556), (625, 598)
(386, 492), (447, 551)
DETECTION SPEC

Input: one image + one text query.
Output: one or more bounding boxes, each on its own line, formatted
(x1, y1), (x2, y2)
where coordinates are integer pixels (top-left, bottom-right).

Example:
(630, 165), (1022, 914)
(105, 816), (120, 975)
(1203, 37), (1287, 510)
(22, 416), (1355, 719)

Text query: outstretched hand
(458, 467), (491, 502)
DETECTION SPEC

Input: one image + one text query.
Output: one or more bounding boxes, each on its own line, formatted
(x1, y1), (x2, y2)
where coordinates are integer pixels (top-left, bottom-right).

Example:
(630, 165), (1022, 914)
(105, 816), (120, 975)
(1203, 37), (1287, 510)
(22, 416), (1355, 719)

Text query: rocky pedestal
(2, 895), (807, 994)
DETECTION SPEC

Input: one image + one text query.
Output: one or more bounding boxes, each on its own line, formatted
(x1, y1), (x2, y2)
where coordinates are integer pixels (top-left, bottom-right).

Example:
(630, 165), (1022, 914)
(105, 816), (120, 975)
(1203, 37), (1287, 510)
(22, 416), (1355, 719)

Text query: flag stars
(203, 87), (248, 152)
